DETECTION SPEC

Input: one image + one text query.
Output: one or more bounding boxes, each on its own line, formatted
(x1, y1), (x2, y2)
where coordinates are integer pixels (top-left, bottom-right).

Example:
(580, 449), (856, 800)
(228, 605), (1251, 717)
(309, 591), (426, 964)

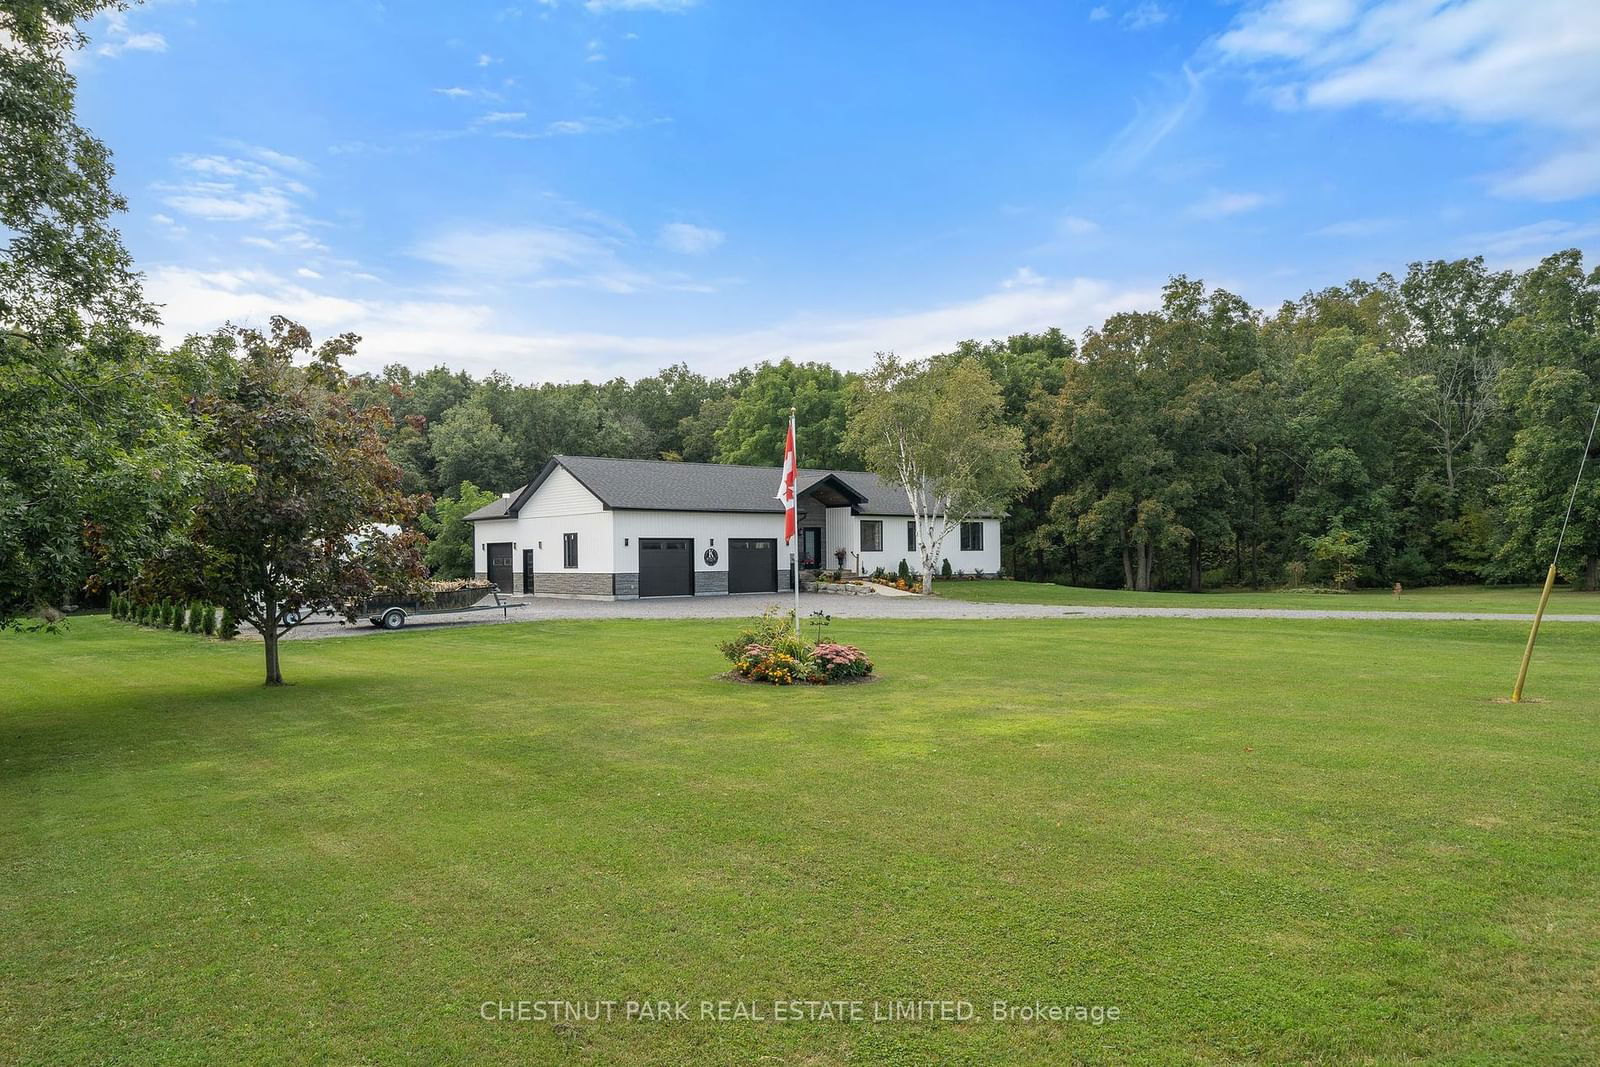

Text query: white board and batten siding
(611, 510), (785, 576)
(517, 467), (614, 574)
(852, 515), (1002, 578)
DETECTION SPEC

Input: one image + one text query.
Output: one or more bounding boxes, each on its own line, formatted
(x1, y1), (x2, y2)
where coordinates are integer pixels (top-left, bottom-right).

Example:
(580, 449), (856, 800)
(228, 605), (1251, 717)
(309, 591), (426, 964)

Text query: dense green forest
(348, 251), (1600, 592)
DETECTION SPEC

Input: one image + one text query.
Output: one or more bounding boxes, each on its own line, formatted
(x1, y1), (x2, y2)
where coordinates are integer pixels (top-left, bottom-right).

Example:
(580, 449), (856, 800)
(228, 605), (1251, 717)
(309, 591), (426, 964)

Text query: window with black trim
(860, 520), (883, 552)
(959, 521), (983, 551)
(906, 521), (916, 552)
(563, 532), (578, 568)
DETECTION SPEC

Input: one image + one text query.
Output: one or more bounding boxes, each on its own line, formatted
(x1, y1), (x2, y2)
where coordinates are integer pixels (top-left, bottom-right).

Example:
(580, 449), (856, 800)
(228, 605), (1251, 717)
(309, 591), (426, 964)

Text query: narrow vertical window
(563, 533), (578, 568)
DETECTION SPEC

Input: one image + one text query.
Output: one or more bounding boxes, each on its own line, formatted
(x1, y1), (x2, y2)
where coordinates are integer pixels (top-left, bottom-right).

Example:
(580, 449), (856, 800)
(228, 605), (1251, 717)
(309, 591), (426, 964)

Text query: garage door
(487, 542), (514, 593)
(728, 538), (777, 593)
(639, 538), (693, 597)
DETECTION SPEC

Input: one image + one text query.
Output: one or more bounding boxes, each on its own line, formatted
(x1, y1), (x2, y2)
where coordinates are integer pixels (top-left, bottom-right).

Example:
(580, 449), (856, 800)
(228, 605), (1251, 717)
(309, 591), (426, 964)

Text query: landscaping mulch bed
(716, 670), (881, 687)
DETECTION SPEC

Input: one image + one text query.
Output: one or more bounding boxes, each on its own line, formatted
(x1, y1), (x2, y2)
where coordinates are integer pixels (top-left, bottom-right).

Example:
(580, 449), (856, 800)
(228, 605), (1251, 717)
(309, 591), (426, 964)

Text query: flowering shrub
(811, 642), (873, 681)
(718, 605), (796, 661)
(733, 643), (810, 685)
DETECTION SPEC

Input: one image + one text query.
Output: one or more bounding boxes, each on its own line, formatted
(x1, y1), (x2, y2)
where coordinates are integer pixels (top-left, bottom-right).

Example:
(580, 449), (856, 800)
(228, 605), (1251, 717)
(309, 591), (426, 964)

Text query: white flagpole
(791, 406), (800, 634)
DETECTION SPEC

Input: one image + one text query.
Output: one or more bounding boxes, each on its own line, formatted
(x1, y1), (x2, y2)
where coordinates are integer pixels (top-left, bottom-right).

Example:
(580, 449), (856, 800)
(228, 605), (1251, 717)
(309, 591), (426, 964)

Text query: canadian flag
(775, 415), (797, 543)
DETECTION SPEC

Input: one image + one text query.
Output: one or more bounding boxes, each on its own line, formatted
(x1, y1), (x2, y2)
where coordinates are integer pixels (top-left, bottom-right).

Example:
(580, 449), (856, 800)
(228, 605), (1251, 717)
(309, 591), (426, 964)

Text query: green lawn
(937, 578), (1600, 613)
(3, 615), (1597, 1064)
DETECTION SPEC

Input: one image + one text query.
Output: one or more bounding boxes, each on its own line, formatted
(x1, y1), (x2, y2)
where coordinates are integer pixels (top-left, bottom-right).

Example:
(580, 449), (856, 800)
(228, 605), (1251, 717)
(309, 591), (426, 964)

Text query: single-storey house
(465, 454), (1002, 598)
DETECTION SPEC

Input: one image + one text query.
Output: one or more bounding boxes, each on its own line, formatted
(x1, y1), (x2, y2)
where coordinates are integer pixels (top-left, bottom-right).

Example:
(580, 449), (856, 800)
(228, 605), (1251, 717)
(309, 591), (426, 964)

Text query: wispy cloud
(1088, 6), (1110, 22)
(1308, 217), (1392, 238)
(1058, 215), (1099, 236)
(1214, 0), (1600, 201)
(1470, 219), (1600, 263)
(1122, 3), (1168, 31)
(583, 0), (698, 11)
(1187, 190), (1268, 219)
(411, 223), (714, 294)
(155, 151), (327, 253)
(657, 222), (724, 255)
(144, 264), (1153, 382)
(1095, 64), (1203, 173)
(94, 11), (166, 58)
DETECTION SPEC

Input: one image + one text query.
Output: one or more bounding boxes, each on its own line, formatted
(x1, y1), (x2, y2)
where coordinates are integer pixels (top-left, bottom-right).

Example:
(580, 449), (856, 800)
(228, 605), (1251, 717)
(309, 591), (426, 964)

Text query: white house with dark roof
(464, 455), (1002, 598)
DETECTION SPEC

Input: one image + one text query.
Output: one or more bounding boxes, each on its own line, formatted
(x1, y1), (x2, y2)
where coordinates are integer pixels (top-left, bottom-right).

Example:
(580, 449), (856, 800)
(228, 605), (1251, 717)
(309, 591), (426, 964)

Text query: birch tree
(843, 355), (1025, 593)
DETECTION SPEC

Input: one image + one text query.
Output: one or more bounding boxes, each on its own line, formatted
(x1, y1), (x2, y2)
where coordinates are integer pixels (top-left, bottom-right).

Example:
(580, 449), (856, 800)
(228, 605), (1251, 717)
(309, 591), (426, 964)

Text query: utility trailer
(364, 588), (523, 629)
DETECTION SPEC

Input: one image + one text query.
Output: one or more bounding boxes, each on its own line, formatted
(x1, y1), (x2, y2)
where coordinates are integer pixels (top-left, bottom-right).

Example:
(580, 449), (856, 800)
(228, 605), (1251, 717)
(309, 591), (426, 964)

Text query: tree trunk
(1121, 543), (1133, 590)
(1135, 543), (1153, 592)
(1441, 427), (1456, 494)
(263, 590), (285, 685)
(1188, 537), (1203, 593)
(1586, 554), (1598, 593)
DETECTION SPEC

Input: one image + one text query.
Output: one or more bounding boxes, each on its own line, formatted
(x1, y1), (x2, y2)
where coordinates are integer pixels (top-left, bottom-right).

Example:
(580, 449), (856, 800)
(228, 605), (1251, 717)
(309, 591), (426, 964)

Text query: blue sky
(72, 0), (1600, 381)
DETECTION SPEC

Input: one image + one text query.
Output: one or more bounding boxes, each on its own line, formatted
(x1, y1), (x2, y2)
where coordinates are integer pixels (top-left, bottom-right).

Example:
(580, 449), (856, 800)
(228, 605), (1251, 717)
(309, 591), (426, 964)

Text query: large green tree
(420, 481), (497, 579)
(142, 319), (429, 685)
(715, 359), (858, 468)
(1, 0), (208, 626)
(1493, 251), (1600, 589)
(843, 354), (1026, 592)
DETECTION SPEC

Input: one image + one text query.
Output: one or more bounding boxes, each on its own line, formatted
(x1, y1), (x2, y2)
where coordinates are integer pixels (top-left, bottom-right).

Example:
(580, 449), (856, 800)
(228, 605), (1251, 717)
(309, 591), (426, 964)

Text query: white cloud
(1058, 215), (1099, 236)
(296, 268), (322, 279)
(93, 11), (167, 58)
(657, 222), (724, 255)
(434, 86), (475, 98)
(583, 0), (698, 11)
(1308, 217), (1392, 238)
(1215, 0), (1600, 200)
(410, 223), (712, 294)
(1187, 190), (1268, 219)
(155, 151), (328, 254)
(143, 265), (1153, 382)
(1001, 267), (1045, 288)
(1122, 3), (1168, 31)
(1095, 64), (1203, 172)
(477, 110), (527, 124)
(1088, 6), (1110, 21)
(476, 53), (497, 66)
(1470, 219), (1600, 263)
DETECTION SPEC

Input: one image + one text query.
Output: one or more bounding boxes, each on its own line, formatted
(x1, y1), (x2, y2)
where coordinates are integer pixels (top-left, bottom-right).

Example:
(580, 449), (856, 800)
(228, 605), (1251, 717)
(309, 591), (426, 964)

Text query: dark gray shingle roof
(464, 455), (931, 519)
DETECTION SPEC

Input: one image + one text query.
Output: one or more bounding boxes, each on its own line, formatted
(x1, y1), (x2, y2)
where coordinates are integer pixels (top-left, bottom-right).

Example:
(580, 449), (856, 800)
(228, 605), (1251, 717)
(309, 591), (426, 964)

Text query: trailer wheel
(381, 609), (406, 630)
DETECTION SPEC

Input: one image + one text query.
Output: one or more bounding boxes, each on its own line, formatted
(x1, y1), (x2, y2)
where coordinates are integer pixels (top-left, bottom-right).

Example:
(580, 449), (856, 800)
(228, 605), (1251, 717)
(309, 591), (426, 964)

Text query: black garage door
(487, 542), (514, 593)
(729, 538), (777, 593)
(639, 538), (693, 597)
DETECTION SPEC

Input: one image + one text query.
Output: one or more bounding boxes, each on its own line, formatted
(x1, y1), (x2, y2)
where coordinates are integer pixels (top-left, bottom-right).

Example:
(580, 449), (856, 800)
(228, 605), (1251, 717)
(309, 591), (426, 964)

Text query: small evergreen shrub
(171, 603), (186, 631)
(201, 604), (217, 636)
(219, 607), (239, 640)
(941, 558), (953, 578)
(897, 559), (911, 582)
(187, 602), (204, 633)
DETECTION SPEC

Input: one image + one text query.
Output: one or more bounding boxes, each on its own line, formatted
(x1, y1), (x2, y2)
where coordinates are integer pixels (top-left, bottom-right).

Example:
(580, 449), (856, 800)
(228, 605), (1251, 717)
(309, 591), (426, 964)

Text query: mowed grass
(2, 615), (1597, 1065)
(937, 578), (1600, 614)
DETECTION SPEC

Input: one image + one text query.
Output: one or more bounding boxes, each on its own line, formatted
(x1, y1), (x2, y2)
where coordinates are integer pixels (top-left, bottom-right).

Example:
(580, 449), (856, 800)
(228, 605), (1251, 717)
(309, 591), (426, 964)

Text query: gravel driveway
(274, 591), (1600, 639)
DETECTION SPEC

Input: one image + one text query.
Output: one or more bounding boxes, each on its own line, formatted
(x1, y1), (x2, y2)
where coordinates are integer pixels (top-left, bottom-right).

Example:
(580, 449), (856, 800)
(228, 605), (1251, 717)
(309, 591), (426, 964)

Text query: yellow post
(1511, 563), (1559, 703)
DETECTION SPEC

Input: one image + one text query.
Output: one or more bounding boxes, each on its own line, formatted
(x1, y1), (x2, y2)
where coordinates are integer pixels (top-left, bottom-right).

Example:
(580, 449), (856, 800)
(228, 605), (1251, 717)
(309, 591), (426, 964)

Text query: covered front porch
(795, 475), (867, 572)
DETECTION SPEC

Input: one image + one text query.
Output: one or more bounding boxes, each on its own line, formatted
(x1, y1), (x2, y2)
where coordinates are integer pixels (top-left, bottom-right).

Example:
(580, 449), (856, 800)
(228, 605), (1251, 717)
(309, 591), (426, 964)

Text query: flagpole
(791, 406), (800, 635)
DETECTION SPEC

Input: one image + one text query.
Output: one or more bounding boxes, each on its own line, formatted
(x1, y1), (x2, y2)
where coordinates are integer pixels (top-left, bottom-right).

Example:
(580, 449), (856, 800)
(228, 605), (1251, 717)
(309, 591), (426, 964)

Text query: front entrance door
(487, 542), (513, 592)
(799, 527), (822, 569)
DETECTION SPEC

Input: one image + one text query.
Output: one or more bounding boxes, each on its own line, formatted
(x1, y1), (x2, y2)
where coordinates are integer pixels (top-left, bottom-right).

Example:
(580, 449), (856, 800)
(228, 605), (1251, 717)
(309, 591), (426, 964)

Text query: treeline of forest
(357, 249), (1600, 592)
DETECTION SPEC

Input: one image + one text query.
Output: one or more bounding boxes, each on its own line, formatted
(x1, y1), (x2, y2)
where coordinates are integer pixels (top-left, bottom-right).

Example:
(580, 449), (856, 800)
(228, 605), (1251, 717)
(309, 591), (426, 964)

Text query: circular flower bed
(719, 607), (876, 686)
(733, 641), (874, 686)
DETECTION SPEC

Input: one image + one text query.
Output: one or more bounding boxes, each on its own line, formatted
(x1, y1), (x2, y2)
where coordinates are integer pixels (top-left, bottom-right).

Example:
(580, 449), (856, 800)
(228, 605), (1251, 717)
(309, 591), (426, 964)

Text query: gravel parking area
(273, 591), (1600, 639)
